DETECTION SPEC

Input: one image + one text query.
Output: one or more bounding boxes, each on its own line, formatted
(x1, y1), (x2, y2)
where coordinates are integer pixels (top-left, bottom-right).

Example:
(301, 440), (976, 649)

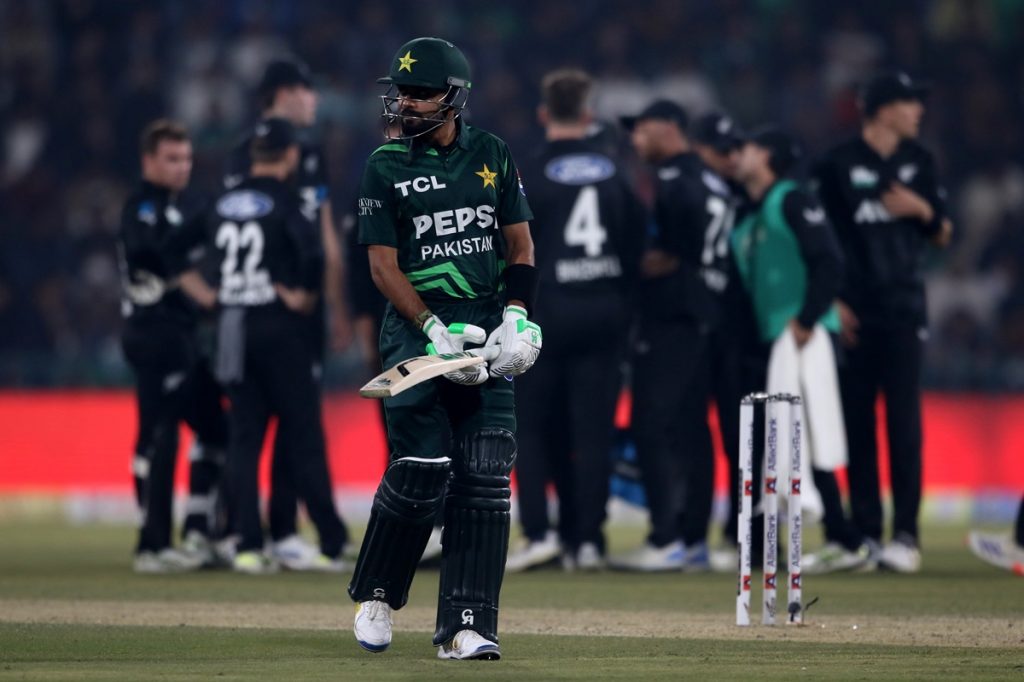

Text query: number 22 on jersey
(216, 220), (273, 305)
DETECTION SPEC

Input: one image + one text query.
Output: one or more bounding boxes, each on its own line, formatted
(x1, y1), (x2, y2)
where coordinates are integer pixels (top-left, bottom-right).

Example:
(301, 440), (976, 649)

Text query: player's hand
(881, 183), (934, 223)
(422, 315), (490, 385)
(274, 284), (317, 314)
(788, 319), (814, 349)
(932, 218), (953, 248)
(836, 300), (859, 348)
(484, 305), (543, 377)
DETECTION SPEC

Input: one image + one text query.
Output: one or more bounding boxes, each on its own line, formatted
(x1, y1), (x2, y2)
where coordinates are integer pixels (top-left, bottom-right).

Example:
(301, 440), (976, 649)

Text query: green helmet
(378, 37), (472, 90)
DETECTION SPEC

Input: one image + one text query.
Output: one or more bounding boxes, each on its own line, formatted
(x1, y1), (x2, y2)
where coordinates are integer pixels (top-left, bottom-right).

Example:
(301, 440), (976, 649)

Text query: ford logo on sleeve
(544, 153), (616, 185)
(216, 190), (275, 220)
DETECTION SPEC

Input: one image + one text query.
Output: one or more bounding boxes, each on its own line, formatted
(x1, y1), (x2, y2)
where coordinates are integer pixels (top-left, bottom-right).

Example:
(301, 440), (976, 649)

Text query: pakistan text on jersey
(554, 255), (622, 284)
(420, 235), (494, 261)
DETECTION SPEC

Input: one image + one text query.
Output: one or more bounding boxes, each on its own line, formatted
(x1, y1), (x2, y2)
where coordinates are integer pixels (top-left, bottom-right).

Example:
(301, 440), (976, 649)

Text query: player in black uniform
(812, 72), (952, 573)
(506, 69), (644, 572)
(224, 60), (351, 570)
(689, 111), (749, 571)
(184, 119), (348, 574)
(118, 120), (228, 573)
(610, 101), (731, 571)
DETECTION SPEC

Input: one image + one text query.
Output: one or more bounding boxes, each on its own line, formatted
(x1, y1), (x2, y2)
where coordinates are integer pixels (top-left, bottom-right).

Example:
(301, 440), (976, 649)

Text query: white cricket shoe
(271, 534), (326, 571)
(575, 542), (605, 571)
(967, 531), (1024, 576)
(421, 526), (444, 563)
(878, 535), (921, 573)
(354, 600), (393, 653)
(804, 542), (871, 575)
(180, 531), (216, 567)
(505, 530), (561, 572)
(608, 540), (684, 571)
(232, 551), (280, 575)
(437, 629), (501, 660)
(709, 543), (738, 573)
(133, 548), (205, 574)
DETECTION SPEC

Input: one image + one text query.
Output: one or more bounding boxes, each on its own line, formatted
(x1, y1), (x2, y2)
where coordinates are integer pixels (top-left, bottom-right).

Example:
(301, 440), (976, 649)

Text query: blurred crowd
(2, 0), (1023, 388)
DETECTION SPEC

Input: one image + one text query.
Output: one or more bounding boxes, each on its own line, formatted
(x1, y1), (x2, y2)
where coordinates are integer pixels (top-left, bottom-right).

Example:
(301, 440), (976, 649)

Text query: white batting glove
(484, 305), (543, 377)
(423, 315), (490, 386)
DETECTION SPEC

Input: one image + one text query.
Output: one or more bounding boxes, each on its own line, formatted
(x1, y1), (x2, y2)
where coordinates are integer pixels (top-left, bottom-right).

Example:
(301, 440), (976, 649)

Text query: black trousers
(840, 323), (924, 544)
(710, 327), (745, 546)
(514, 292), (627, 552)
(124, 320), (225, 553)
(632, 315), (714, 547)
(224, 309), (345, 556)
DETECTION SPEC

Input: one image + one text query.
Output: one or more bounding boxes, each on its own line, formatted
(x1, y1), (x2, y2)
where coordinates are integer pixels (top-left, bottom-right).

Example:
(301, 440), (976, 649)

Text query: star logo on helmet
(475, 164), (497, 189)
(398, 51), (417, 72)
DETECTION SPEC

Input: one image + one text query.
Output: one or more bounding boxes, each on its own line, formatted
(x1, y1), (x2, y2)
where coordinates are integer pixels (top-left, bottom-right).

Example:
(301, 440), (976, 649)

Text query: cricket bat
(359, 349), (496, 398)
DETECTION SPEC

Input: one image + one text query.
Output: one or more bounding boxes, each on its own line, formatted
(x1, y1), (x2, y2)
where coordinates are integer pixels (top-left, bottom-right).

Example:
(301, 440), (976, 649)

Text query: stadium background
(1, 0), (1022, 519)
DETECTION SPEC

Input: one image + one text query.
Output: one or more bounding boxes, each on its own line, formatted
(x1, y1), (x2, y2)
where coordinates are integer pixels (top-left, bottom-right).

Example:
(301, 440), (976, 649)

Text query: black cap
(251, 117), (298, 154)
(860, 71), (929, 117)
(258, 60), (312, 97)
(691, 112), (746, 153)
(748, 125), (802, 177)
(620, 99), (689, 131)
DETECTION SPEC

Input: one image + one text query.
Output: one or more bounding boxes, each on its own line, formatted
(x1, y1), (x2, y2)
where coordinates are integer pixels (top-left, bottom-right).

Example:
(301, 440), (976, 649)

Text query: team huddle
(119, 36), (967, 660)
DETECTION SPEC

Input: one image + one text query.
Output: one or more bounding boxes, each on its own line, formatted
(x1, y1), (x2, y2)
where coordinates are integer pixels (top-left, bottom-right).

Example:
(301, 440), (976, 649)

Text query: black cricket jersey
(517, 136), (645, 296)
(204, 176), (323, 310)
(117, 180), (201, 329)
(643, 152), (734, 324)
(811, 136), (947, 327)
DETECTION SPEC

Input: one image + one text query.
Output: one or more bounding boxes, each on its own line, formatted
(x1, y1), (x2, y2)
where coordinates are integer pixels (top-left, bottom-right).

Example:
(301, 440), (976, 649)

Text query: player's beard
(400, 109), (445, 138)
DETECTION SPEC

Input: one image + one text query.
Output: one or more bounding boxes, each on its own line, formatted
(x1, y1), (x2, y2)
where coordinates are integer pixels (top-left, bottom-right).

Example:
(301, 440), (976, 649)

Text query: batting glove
(423, 315), (490, 386)
(484, 305), (543, 377)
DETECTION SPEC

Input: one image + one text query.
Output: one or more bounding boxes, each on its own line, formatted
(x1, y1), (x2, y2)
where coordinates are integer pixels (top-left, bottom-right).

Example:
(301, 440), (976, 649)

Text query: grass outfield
(0, 521), (1022, 680)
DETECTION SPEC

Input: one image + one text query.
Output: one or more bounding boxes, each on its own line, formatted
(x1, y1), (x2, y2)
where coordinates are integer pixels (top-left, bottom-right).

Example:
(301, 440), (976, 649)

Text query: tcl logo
(854, 200), (892, 224)
(394, 175), (447, 197)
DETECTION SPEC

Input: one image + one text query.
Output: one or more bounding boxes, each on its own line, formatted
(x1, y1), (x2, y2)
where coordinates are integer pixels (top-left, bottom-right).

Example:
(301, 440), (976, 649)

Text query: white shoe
(354, 600), (393, 653)
(505, 531), (560, 572)
(270, 534), (323, 571)
(437, 629), (500, 660)
(133, 548), (204, 574)
(967, 531), (1024, 575)
(232, 551), (280, 575)
(878, 535), (921, 573)
(608, 540), (684, 571)
(421, 526), (443, 563)
(180, 531), (216, 567)
(680, 542), (711, 572)
(214, 534), (240, 564)
(575, 543), (605, 571)
(804, 542), (871, 575)
(709, 543), (737, 573)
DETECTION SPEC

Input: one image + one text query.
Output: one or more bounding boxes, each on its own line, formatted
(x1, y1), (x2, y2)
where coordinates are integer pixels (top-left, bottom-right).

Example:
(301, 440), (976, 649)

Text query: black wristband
(502, 263), (539, 315)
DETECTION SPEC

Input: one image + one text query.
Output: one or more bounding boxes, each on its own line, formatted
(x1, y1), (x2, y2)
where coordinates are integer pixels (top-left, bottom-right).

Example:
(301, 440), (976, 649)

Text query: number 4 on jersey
(564, 186), (607, 257)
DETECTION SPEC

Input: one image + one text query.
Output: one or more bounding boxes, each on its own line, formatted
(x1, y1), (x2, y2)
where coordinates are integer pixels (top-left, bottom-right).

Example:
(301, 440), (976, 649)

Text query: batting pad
(348, 456), (450, 610)
(433, 428), (516, 646)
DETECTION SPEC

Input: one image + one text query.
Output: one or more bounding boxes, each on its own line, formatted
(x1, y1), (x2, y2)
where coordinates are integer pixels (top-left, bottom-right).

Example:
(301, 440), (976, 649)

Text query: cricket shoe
(967, 531), (1024, 576)
(680, 542), (711, 572)
(437, 629), (501, 660)
(505, 530), (561, 572)
(878, 534), (921, 573)
(803, 542), (872, 575)
(270, 534), (345, 572)
(354, 600), (392, 653)
(133, 548), (205, 574)
(709, 543), (738, 573)
(180, 530), (217, 568)
(232, 551), (280, 575)
(608, 540), (684, 571)
(575, 542), (605, 571)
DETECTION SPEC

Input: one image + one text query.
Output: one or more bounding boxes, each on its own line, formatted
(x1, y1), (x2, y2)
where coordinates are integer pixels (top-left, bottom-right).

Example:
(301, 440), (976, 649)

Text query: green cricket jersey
(357, 121), (533, 303)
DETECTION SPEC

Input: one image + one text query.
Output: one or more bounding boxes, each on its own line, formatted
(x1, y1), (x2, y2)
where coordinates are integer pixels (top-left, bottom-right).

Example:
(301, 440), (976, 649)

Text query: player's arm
(641, 181), (701, 278)
(500, 221), (535, 308)
(276, 206), (324, 314)
(782, 190), (844, 347)
(366, 244), (430, 322)
(319, 199), (354, 349)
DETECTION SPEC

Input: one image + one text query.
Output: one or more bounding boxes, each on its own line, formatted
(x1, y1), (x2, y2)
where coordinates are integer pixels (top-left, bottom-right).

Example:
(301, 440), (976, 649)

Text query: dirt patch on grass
(2, 598), (1020, 649)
